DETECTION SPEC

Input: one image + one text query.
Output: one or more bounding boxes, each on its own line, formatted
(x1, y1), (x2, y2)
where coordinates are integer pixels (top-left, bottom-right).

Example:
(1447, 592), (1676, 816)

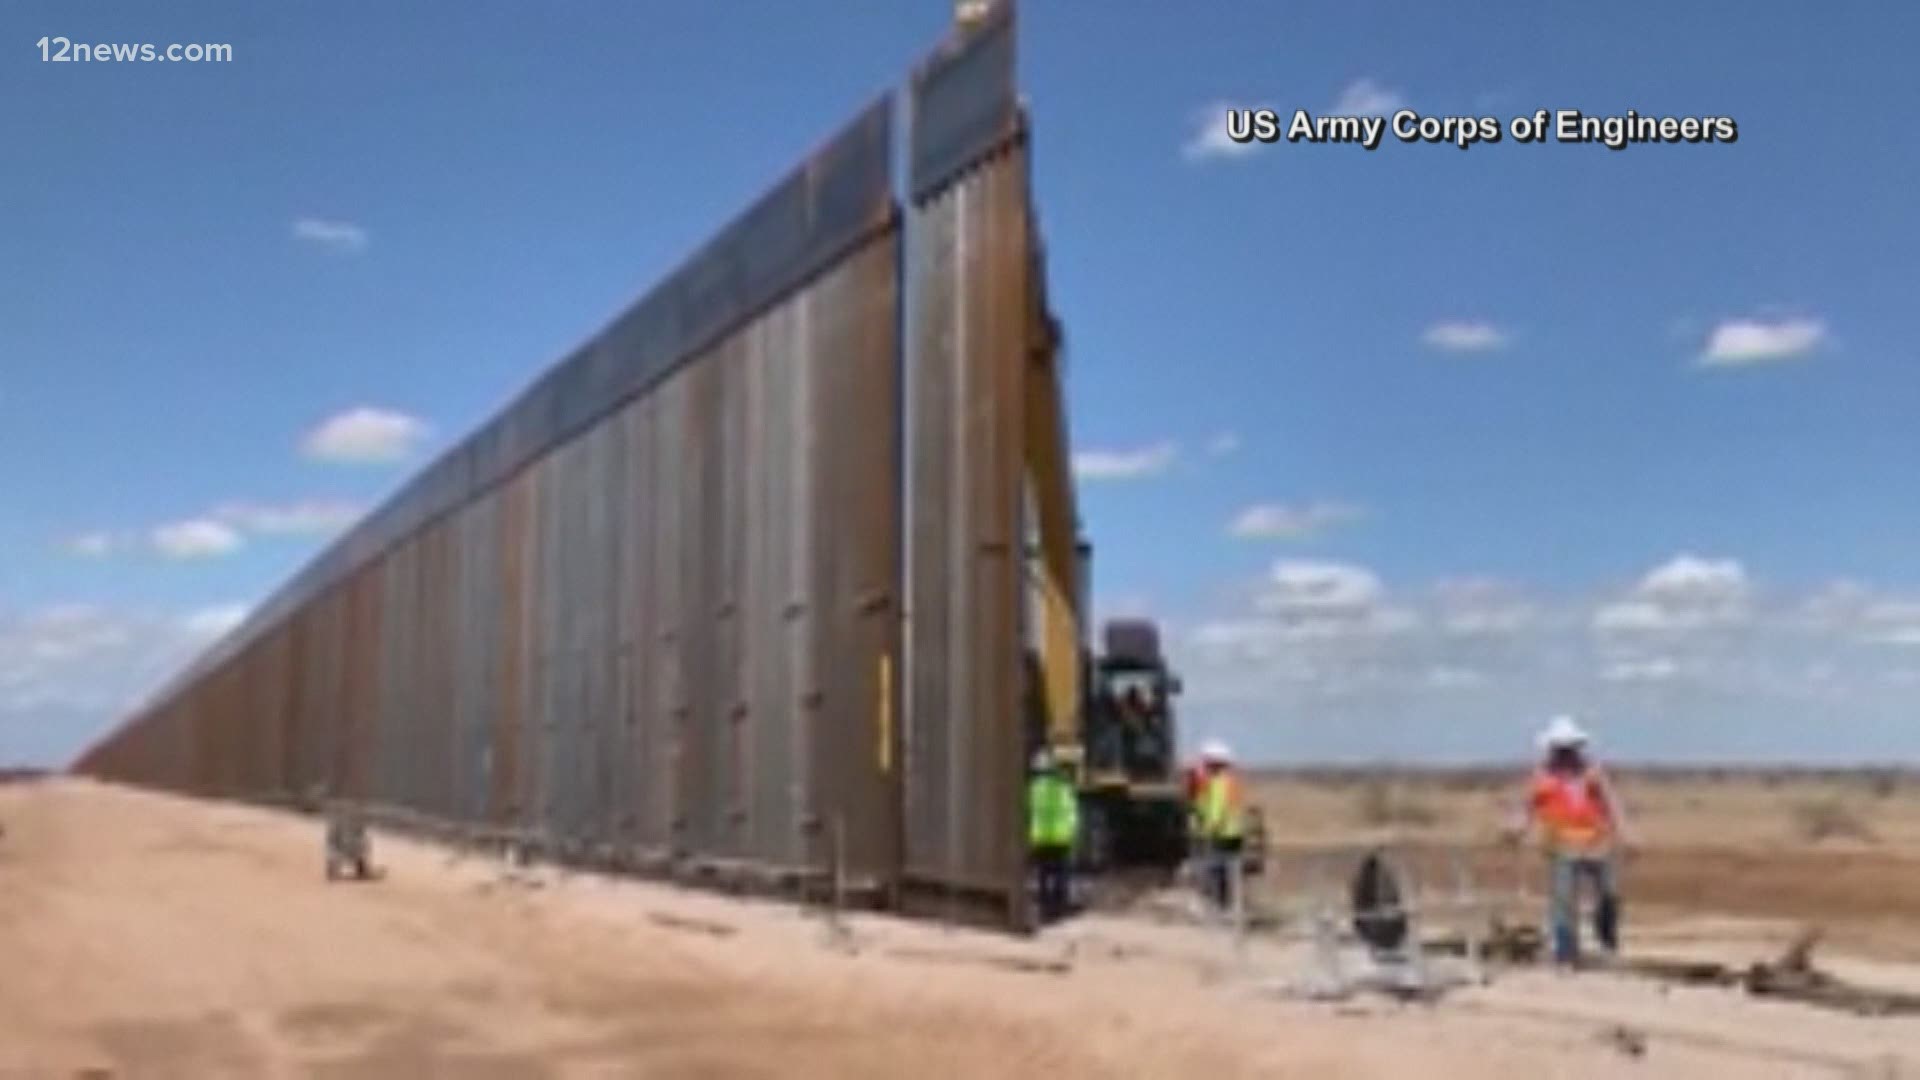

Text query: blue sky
(3, 2), (1916, 766)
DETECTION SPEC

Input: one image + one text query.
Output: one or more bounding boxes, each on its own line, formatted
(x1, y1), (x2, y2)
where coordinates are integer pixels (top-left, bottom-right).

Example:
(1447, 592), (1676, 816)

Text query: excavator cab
(1072, 620), (1191, 872)
(1083, 630), (1178, 786)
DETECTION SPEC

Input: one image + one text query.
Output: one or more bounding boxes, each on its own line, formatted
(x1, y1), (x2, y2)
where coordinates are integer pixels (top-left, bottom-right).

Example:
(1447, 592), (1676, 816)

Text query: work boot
(1595, 893), (1621, 955)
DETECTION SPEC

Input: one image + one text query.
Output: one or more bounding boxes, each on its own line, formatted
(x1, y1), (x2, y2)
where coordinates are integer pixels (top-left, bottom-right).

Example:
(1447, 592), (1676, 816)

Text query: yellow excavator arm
(1022, 242), (1083, 760)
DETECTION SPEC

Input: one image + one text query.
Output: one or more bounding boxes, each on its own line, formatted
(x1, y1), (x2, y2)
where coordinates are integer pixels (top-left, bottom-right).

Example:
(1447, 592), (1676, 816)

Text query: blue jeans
(1548, 854), (1620, 963)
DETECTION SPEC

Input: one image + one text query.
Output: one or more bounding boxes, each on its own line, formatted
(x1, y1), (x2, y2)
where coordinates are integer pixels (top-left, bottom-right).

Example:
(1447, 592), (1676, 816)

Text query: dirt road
(3, 781), (1916, 1078)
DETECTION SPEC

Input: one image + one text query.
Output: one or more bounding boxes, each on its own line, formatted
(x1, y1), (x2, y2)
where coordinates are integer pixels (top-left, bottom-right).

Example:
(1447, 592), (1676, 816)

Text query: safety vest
(1530, 768), (1612, 852)
(1197, 771), (1244, 841)
(1028, 773), (1078, 849)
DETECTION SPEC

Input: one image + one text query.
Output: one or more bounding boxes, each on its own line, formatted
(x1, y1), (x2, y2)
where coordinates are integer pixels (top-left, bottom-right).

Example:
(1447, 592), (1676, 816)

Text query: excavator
(1070, 615), (1192, 871)
(1015, 236), (1262, 880)
(994, 0), (1262, 881)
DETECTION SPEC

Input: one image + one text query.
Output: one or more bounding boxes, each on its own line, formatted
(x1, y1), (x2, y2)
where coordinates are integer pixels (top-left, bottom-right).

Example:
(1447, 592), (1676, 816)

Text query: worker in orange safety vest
(1507, 715), (1632, 967)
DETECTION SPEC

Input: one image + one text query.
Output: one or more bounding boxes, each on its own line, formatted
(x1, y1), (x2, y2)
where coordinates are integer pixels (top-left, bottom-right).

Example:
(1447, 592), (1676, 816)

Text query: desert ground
(3, 774), (1919, 1078)
(1246, 768), (1920, 963)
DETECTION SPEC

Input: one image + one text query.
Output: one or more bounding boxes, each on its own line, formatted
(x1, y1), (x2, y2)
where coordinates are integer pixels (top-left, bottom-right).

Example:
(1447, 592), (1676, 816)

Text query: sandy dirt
(3, 779), (1918, 1078)
(1249, 770), (1920, 960)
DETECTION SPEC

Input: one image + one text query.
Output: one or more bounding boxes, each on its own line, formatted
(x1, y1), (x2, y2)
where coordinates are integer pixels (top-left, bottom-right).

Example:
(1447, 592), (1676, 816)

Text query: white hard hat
(1030, 748), (1055, 771)
(1199, 738), (1233, 764)
(1537, 715), (1589, 750)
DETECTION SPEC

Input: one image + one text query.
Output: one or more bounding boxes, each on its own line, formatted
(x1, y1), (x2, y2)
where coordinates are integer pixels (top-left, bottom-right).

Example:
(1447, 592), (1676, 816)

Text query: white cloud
(1169, 562), (1920, 760)
(150, 519), (244, 560)
(1601, 657), (1681, 683)
(1638, 554), (1751, 606)
(0, 605), (240, 765)
(1229, 501), (1364, 540)
(1331, 78), (1404, 116)
(1264, 559), (1384, 614)
(1794, 583), (1920, 646)
(1425, 665), (1486, 689)
(180, 604), (250, 639)
(1699, 316), (1825, 367)
(1182, 101), (1261, 162)
(213, 499), (364, 536)
(301, 406), (430, 465)
(1862, 601), (1920, 648)
(1434, 578), (1537, 636)
(1421, 320), (1508, 353)
(1595, 554), (1752, 634)
(1072, 441), (1178, 481)
(1206, 432), (1242, 457)
(1253, 559), (1418, 639)
(62, 532), (118, 558)
(291, 217), (370, 254)
(1799, 580), (1872, 628)
(1591, 601), (1675, 633)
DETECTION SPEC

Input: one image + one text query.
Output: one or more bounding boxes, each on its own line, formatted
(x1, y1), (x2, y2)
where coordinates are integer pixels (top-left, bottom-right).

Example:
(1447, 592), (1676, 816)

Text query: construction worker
(955, 0), (993, 29)
(1193, 739), (1246, 910)
(1027, 748), (1078, 924)
(324, 797), (373, 881)
(1508, 715), (1631, 966)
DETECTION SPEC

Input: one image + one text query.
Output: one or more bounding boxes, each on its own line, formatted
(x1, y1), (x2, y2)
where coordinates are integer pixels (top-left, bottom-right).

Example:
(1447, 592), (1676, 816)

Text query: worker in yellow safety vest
(1192, 739), (1246, 910)
(1027, 748), (1079, 924)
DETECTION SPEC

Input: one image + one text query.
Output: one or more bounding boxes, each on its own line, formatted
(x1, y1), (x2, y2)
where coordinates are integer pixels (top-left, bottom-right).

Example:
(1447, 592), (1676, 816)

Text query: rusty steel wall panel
(645, 374), (688, 855)
(374, 536), (414, 807)
(151, 100), (896, 706)
(676, 350), (722, 856)
(495, 473), (533, 827)
(283, 607), (317, 798)
(608, 403), (642, 850)
(716, 330), (748, 860)
(622, 392), (663, 850)
(903, 137), (1032, 920)
(541, 436), (576, 845)
(808, 234), (904, 886)
(571, 415), (620, 850)
(421, 517), (459, 820)
(530, 440), (566, 843)
(739, 294), (798, 865)
(455, 496), (500, 825)
(909, 3), (1016, 203)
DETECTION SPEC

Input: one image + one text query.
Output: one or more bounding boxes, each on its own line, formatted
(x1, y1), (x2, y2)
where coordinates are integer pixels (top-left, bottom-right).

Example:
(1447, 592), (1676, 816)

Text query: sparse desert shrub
(1790, 798), (1877, 844)
(1866, 770), (1901, 799)
(1354, 780), (1440, 829)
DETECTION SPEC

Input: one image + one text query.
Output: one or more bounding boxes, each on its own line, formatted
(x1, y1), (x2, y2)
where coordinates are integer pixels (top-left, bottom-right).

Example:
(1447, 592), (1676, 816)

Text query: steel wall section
(808, 234), (904, 888)
(645, 374), (688, 857)
(908, 3), (1016, 203)
(677, 345), (722, 858)
(74, 20), (1058, 932)
(495, 471), (535, 828)
(421, 517), (459, 820)
(530, 438), (564, 844)
(902, 100), (1031, 919)
(136, 100), (897, 711)
(450, 497), (496, 825)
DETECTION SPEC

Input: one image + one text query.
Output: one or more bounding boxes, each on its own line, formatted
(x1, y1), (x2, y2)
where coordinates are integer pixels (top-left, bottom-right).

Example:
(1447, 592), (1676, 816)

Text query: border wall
(74, 5), (1049, 929)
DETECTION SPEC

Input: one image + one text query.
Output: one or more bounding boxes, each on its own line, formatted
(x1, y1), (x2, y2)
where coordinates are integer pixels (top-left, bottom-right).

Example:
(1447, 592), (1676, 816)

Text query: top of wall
(135, 96), (895, 717)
